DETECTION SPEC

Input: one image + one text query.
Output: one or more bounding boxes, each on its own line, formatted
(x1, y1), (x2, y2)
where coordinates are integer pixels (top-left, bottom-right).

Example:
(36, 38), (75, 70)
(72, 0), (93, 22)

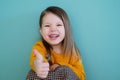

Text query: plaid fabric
(26, 66), (80, 80)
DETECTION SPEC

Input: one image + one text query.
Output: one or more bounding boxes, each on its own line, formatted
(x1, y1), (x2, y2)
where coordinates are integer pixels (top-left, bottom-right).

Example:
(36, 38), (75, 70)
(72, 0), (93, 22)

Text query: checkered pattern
(26, 66), (80, 80)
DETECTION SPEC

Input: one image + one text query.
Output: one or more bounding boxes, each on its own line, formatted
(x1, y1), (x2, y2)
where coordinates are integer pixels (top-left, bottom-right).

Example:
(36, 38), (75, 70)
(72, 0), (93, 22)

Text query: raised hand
(33, 49), (49, 78)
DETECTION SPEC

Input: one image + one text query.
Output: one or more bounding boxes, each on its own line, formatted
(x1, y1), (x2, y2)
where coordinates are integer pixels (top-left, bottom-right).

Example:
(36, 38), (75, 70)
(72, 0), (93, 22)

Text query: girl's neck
(52, 44), (62, 54)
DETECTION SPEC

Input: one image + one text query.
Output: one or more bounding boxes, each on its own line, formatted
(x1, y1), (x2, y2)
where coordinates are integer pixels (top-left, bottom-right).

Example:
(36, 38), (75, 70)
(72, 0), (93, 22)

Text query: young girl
(27, 6), (86, 80)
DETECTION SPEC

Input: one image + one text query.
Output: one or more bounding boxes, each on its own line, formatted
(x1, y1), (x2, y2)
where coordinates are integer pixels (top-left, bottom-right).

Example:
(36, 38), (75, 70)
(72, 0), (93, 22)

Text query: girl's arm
(58, 57), (86, 80)
(67, 59), (86, 80)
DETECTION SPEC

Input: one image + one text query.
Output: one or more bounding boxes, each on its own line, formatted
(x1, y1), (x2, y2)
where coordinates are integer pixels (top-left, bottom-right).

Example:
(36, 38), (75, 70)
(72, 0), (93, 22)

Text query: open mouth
(49, 34), (59, 40)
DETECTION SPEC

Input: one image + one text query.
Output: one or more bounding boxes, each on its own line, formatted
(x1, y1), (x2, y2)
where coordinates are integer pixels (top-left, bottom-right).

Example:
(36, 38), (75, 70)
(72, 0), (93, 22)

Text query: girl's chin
(48, 42), (62, 46)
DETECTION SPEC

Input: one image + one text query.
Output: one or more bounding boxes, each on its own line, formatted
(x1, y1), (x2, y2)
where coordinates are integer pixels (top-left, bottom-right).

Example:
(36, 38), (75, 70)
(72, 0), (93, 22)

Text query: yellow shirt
(30, 41), (86, 80)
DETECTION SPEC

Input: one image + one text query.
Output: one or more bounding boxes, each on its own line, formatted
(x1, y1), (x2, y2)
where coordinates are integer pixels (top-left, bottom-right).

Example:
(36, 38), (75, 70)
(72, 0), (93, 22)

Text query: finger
(33, 49), (43, 63)
(41, 67), (49, 71)
(38, 74), (47, 79)
(37, 72), (48, 78)
(40, 71), (48, 75)
(34, 60), (49, 69)
(34, 59), (42, 68)
(50, 65), (56, 71)
(40, 67), (49, 72)
(42, 62), (49, 68)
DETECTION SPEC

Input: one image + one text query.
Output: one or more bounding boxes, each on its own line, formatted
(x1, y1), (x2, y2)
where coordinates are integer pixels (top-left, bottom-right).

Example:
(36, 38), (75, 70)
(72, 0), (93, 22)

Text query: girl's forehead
(42, 13), (63, 24)
(43, 12), (59, 19)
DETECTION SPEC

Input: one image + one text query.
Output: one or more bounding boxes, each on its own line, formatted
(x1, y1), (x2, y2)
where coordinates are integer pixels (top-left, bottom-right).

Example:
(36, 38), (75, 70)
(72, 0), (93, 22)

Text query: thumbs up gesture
(33, 49), (49, 78)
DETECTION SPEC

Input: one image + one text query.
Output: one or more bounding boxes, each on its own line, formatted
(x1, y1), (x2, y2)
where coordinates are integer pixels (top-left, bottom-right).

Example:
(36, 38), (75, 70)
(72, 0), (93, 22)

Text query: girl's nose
(50, 25), (57, 31)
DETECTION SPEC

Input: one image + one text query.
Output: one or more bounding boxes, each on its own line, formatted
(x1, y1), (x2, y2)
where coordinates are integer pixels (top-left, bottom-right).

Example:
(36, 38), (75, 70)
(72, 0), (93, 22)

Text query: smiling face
(40, 12), (65, 47)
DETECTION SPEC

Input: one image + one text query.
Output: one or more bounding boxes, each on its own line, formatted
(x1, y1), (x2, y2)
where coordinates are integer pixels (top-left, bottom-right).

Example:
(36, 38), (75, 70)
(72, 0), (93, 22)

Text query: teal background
(0, 0), (120, 80)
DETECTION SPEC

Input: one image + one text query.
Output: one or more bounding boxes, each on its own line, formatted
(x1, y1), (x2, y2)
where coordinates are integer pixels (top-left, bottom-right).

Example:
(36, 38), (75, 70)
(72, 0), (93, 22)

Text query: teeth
(49, 34), (59, 38)
(50, 36), (56, 38)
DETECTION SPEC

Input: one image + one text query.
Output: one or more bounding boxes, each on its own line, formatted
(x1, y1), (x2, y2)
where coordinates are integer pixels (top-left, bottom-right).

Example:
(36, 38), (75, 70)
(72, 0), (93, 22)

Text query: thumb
(33, 49), (43, 63)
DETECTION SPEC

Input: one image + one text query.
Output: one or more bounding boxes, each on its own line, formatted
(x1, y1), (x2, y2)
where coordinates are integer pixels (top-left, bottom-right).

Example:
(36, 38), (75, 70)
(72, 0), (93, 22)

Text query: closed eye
(57, 24), (62, 27)
(44, 25), (50, 27)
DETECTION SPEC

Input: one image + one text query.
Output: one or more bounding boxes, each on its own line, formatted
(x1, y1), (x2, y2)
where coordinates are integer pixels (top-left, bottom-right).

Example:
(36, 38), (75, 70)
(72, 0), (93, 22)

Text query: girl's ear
(39, 29), (41, 33)
(39, 29), (42, 34)
(40, 28), (43, 36)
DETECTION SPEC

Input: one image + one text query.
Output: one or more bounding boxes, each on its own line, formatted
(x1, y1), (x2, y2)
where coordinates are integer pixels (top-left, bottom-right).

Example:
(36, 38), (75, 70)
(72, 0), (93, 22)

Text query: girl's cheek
(60, 29), (65, 34)
(43, 29), (49, 34)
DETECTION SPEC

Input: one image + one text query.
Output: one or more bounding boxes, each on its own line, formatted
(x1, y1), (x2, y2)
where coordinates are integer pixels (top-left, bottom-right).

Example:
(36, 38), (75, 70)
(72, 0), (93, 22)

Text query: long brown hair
(39, 6), (81, 64)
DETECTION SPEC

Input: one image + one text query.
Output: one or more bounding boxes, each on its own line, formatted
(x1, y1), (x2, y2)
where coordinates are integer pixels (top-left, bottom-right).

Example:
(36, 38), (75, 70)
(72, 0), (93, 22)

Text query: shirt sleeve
(67, 59), (86, 80)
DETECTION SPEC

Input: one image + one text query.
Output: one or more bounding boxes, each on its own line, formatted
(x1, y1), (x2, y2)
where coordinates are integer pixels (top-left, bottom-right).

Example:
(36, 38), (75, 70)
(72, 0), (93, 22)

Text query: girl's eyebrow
(57, 21), (63, 24)
(42, 23), (51, 25)
(42, 20), (63, 25)
(57, 22), (62, 24)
